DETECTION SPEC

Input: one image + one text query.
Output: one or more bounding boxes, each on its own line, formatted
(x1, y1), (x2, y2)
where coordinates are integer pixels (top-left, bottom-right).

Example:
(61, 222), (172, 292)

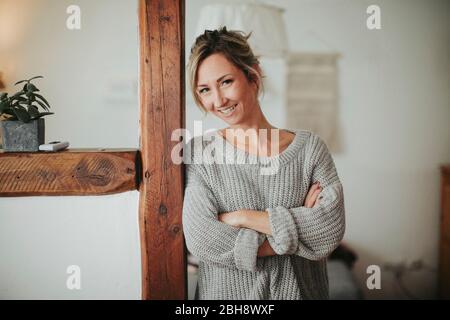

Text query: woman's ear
(254, 64), (262, 75)
(251, 64), (263, 91)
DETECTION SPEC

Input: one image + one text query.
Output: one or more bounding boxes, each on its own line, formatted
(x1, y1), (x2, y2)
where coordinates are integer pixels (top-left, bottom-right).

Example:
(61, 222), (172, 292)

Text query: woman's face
(196, 53), (259, 125)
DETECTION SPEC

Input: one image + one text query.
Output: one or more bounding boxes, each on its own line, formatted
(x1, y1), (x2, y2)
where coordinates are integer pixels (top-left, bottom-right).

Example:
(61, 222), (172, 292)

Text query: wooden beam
(138, 0), (186, 299)
(0, 149), (140, 196)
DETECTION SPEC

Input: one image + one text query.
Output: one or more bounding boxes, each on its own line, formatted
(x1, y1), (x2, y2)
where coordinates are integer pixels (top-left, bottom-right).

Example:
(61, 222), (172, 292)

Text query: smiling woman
(195, 53), (259, 124)
(187, 27), (295, 156)
(187, 28), (263, 113)
(183, 27), (346, 300)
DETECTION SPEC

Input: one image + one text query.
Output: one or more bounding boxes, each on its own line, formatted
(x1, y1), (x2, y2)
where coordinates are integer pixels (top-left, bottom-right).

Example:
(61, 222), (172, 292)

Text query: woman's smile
(196, 53), (261, 126)
(218, 104), (237, 116)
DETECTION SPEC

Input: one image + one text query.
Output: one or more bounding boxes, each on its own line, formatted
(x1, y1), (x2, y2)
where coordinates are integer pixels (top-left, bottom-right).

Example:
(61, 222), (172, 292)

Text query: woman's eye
(199, 88), (209, 94)
(222, 79), (233, 86)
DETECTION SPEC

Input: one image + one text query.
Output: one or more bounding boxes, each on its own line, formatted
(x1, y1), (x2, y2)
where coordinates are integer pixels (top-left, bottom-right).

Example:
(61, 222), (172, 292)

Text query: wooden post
(138, 0), (186, 299)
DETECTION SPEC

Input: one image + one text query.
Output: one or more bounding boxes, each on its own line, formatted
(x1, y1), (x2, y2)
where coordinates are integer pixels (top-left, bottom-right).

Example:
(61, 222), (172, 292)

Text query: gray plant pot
(0, 118), (45, 152)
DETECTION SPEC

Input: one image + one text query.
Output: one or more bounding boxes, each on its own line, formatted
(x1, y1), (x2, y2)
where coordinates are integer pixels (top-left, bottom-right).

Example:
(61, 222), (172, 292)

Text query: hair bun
(204, 29), (220, 45)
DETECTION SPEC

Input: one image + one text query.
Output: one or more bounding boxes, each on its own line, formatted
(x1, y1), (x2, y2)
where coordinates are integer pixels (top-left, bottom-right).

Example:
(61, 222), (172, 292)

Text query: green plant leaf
(14, 79), (28, 86)
(34, 93), (51, 109)
(3, 109), (16, 116)
(0, 93), (7, 100)
(28, 76), (43, 82)
(34, 99), (49, 111)
(14, 76), (43, 86)
(26, 83), (40, 92)
(11, 96), (27, 103)
(25, 92), (36, 105)
(16, 104), (28, 113)
(0, 99), (10, 113)
(28, 105), (39, 117)
(11, 90), (25, 98)
(30, 112), (54, 120)
(11, 100), (28, 109)
(14, 101), (28, 108)
(12, 107), (31, 123)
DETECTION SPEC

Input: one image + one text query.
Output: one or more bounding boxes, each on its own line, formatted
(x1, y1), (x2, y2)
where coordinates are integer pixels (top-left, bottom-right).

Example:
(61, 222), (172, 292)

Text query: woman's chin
(222, 114), (242, 126)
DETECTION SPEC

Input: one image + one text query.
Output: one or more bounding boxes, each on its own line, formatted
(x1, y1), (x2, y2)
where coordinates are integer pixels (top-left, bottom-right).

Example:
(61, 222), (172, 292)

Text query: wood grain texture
(439, 164), (450, 299)
(0, 149), (140, 196)
(138, 0), (186, 299)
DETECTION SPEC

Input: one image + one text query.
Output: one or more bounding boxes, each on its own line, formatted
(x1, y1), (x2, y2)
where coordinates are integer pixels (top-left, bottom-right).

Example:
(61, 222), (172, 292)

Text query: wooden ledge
(0, 148), (141, 196)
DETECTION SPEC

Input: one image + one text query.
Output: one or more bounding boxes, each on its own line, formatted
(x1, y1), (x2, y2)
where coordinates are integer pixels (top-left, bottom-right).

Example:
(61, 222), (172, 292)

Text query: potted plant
(0, 76), (54, 152)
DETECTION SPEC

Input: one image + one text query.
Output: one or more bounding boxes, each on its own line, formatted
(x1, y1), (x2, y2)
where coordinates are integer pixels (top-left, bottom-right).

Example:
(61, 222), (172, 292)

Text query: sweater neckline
(211, 128), (309, 168)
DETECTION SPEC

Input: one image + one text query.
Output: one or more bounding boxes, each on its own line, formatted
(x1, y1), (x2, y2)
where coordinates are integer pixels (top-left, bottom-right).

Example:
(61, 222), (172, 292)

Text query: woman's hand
(219, 210), (273, 235)
(218, 211), (242, 227)
(304, 182), (322, 208)
(219, 182), (322, 230)
(257, 239), (277, 257)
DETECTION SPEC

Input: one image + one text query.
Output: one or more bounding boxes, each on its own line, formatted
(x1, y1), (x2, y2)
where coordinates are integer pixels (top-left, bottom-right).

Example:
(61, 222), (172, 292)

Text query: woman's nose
(212, 90), (226, 109)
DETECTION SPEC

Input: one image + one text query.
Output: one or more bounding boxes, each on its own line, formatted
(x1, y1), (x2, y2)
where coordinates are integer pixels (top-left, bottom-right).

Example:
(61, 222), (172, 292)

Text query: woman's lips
(218, 104), (237, 116)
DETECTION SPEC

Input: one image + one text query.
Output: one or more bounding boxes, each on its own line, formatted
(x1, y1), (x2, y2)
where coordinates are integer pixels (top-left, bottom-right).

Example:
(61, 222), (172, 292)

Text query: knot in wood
(171, 225), (180, 234)
(159, 204), (167, 215)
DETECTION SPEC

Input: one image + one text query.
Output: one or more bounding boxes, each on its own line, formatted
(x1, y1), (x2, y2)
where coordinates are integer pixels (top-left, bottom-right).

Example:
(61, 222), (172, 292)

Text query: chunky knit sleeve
(266, 134), (345, 261)
(182, 164), (264, 272)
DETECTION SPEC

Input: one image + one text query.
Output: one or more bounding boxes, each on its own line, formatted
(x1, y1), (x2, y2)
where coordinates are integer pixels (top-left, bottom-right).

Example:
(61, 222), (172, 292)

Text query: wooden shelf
(0, 148), (141, 196)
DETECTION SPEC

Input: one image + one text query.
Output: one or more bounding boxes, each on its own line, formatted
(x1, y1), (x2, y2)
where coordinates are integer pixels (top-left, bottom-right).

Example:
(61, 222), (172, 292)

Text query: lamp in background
(195, 1), (288, 58)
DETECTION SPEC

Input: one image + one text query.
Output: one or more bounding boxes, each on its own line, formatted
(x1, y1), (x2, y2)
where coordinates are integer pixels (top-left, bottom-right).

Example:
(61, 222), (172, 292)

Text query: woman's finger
(305, 193), (320, 208)
(309, 188), (322, 207)
(304, 182), (320, 207)
(311, 188), (321, 200)
(313, 192), (323, 207)
(308, 182), (320, 195)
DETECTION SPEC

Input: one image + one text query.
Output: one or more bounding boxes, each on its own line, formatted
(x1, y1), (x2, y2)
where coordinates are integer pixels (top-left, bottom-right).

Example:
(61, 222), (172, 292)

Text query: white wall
(0, 0), (140, 148)
(186, 0), (450, 299)
(0, 0), (141, 299)
(0, 193), (140, 299)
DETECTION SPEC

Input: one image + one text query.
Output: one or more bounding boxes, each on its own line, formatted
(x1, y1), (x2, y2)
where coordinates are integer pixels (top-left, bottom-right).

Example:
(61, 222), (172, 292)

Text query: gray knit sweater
(182, 129), (345, 300)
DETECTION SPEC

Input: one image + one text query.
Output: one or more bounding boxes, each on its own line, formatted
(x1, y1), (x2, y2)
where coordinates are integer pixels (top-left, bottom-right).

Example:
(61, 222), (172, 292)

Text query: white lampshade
(195, 2), (288, 58)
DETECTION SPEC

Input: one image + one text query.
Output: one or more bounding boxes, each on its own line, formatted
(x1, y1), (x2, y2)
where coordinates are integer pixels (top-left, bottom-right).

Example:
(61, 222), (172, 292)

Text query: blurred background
(0, 0), (449, 299)
(185, 0), (450, 300)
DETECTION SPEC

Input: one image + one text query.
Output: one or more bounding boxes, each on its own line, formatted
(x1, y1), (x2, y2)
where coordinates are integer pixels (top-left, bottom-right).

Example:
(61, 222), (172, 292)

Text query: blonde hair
(187, 26), (264, 113)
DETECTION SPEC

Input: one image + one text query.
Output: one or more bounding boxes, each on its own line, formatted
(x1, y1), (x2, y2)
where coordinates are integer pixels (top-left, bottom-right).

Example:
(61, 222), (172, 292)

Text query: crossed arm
(183, 135), (345, 271)
(218, 181), (323, 257)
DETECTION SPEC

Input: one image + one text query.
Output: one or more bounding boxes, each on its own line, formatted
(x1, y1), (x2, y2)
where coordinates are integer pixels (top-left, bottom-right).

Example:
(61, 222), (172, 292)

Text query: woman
(183, 27), (345, 300)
